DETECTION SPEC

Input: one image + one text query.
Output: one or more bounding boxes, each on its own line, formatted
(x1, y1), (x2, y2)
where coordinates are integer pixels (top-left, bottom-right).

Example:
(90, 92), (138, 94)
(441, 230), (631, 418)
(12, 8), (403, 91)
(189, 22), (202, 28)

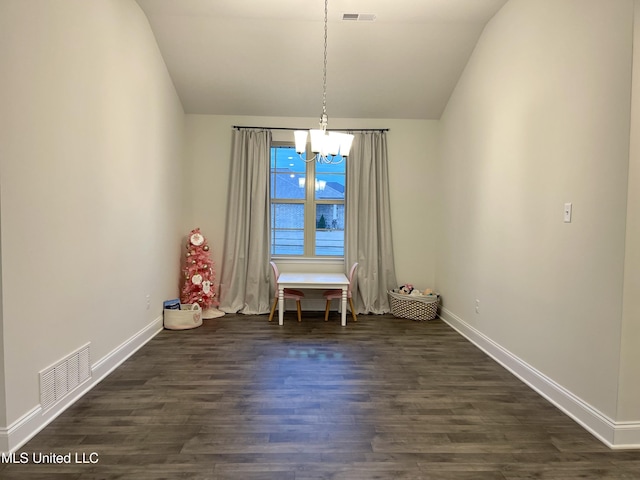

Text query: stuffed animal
(399, 284), (414, 294)
(423, 288), (433, 296)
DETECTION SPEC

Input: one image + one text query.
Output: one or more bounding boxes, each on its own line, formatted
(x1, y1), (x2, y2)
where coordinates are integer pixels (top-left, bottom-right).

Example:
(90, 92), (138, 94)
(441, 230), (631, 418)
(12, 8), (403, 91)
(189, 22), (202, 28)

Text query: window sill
(270, 257), (345, 272)
(270, 256), (344, 264)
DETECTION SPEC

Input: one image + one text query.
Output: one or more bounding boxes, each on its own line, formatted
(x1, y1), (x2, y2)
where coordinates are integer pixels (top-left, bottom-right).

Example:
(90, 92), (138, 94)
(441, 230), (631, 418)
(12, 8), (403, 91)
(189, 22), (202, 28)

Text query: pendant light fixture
(294, 0), (354, 164)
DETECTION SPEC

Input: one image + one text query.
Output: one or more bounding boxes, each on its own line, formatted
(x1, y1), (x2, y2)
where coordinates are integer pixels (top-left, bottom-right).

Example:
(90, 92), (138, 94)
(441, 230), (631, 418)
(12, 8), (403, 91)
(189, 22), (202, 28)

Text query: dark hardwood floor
(2, 313), (639, 479)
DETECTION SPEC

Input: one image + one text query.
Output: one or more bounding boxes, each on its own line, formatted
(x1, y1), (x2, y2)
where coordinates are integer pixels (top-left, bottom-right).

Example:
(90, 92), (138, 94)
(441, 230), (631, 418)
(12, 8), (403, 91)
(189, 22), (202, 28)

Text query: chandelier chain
(322, 0), (328, 118)
(293, 0), (353, 165)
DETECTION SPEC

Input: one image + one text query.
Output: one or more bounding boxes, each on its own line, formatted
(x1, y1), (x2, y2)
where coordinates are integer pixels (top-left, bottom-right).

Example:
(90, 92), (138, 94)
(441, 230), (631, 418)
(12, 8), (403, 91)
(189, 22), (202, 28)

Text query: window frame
(270, 141), (345, 259)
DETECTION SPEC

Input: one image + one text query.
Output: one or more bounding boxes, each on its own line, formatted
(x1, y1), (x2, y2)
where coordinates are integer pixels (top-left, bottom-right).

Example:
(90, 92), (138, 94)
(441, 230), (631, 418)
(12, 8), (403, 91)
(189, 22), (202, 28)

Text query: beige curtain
(345, 131), (397, 313)
(218, 129), (272, 314)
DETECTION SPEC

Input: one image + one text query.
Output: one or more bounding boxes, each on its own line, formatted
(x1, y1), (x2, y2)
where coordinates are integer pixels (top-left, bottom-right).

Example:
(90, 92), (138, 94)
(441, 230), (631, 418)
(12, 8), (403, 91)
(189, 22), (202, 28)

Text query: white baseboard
(612, 422), (640, 449)
(0, 315), (164, 454)
(439, 307), (640, 450)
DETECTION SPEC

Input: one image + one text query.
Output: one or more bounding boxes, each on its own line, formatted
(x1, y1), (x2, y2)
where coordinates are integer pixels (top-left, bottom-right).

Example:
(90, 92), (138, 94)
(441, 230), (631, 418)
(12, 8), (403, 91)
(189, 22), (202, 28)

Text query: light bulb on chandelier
(294, 0), (354, 164)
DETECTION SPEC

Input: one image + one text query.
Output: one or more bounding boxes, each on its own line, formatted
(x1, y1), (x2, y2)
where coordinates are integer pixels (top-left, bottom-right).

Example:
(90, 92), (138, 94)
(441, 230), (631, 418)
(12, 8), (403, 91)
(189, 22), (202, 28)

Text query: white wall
(183, 115), (439, 294)
(437, 0), (633, 434)
(0, 0), (184, 439)
(617, 0), (640, 425)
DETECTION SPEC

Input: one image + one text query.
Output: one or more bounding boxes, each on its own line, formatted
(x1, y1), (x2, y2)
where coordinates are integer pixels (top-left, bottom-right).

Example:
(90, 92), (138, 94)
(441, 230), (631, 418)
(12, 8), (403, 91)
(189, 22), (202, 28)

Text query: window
(270, 144), (345, 257)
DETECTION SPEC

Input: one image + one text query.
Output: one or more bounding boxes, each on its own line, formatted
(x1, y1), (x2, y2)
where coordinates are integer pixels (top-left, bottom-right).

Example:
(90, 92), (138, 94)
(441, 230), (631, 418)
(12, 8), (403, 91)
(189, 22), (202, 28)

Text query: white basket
(388, 290), (439, 321)
(163, 303), (203, 330)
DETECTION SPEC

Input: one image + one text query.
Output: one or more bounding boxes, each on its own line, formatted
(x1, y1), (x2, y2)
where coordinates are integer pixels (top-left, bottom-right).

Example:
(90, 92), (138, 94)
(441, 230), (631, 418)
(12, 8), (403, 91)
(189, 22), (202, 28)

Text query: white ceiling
(135, 0), (508, 119)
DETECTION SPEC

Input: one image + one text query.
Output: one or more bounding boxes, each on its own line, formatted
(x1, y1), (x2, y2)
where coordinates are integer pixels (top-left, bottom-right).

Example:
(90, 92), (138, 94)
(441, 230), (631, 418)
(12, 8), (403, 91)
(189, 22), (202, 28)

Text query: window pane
(271, 146), (306, 171)
(316, 158), (345, 173)
(316, 159), (345, 200)
(271, 203), (304, 255)
(315, 173), (345, 200)
(271, 173), (305, 199)
(315, 204), (344, 256)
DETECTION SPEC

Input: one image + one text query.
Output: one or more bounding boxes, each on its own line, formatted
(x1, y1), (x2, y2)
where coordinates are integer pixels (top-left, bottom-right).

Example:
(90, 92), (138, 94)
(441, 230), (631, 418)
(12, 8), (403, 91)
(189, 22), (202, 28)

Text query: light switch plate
(564, 203), (572, 223)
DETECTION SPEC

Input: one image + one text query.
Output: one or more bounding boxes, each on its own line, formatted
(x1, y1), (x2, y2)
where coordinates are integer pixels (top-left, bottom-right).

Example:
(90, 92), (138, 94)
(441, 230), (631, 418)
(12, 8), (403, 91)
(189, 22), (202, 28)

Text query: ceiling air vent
(342, 13), (376, 22)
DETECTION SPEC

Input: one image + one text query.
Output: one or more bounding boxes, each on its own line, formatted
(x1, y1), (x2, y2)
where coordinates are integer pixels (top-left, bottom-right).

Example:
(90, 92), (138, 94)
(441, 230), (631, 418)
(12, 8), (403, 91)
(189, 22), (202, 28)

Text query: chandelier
(294, 0), (354, 164)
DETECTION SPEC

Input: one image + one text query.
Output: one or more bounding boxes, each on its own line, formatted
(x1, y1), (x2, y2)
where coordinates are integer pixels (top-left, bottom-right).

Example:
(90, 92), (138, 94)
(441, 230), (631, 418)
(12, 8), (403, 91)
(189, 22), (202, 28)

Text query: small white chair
(268, 261), (305, 322)
(323, 262), (358, 322)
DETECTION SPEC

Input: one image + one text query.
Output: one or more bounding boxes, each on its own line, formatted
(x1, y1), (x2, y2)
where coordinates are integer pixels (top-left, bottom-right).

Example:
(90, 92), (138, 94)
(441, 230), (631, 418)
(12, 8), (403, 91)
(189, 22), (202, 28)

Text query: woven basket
(163, 303), (203, 330)
(388, 290), (439, 321)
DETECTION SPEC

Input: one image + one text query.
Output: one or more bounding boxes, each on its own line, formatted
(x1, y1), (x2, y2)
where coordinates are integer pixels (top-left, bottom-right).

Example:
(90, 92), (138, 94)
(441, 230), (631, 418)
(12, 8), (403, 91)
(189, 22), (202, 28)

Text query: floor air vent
(40, 344), (91, 411)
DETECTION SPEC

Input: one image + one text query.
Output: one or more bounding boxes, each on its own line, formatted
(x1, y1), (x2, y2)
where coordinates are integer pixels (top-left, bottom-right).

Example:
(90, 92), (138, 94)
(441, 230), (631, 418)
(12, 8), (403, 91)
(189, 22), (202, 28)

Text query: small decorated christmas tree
(181, 228), (223, 319)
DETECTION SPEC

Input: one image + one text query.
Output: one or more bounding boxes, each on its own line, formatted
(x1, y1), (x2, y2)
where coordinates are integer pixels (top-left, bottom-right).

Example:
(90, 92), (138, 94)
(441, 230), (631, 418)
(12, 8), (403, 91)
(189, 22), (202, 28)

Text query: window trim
(270, 141), (345, 260)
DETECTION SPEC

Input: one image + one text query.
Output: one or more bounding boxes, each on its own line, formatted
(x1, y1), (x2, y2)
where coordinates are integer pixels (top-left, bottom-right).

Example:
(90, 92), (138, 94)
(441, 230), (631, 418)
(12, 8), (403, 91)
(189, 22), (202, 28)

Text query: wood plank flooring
(2, 313), (639, 479)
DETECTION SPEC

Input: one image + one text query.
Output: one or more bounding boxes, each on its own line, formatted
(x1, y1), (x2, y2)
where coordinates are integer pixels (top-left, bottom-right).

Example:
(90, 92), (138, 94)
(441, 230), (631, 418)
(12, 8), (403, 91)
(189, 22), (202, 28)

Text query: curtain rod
(232, 126), (389, 133)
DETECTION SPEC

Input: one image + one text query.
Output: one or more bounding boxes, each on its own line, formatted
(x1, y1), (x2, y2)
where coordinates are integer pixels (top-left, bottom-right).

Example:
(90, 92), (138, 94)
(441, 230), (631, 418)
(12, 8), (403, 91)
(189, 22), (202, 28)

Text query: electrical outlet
(146, 294), (151, 310)
(475, 299), (480, 314)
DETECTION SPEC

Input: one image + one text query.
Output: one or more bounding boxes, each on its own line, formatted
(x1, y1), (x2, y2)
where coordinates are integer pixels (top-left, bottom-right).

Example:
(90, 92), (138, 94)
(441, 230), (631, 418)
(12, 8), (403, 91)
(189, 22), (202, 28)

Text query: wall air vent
(342, 13), (376, 21)
(39, 343), (91, 411)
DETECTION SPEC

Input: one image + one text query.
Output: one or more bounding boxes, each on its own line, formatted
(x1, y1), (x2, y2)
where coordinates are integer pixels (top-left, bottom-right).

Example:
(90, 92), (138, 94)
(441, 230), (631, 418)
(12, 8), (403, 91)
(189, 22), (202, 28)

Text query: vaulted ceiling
(135, 0), (508, 119)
